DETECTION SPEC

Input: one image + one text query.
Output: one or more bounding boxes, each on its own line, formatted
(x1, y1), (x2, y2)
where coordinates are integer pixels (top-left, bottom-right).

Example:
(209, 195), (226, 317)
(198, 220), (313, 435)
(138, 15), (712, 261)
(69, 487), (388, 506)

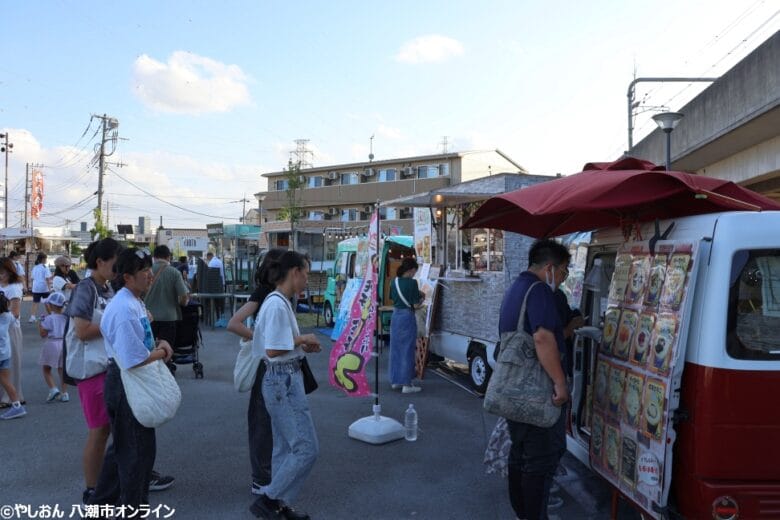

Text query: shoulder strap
(516, 281), (543, 332)
(394, 277), (412, 309)
(148, 263), (165, 291)
(266, 291), (293, 314)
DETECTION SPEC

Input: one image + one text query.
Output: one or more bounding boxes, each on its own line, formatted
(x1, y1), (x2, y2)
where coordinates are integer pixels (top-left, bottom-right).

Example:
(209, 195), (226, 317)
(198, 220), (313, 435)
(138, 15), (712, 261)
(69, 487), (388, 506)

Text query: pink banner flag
(328, 210), (379, 396)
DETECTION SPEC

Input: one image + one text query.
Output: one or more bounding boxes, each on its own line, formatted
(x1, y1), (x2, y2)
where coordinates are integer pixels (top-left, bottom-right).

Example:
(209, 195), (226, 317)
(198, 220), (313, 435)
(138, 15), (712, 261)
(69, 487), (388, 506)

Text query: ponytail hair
(267, 250), (308, 286)
(35, 253), (47, 265)
(255, 248), (286, 290)
(0, 293), (9, 314)
(397, 257), (419, 277)
(84, 238), (122, 269)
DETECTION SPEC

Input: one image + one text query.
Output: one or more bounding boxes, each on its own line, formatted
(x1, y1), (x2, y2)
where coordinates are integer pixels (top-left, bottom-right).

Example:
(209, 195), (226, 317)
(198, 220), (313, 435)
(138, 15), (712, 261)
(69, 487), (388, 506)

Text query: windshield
(727, 249), (780, 360)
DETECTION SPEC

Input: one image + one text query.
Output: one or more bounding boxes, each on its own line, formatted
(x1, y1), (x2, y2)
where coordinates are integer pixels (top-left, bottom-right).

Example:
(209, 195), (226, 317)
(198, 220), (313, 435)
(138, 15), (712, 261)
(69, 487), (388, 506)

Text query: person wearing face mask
(496, 239), (571, 520)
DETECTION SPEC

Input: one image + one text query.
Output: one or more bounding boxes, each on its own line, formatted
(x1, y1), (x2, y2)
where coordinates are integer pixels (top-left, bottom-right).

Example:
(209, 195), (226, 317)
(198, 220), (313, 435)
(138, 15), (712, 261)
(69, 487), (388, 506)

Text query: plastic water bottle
(404, 404), (418, 441)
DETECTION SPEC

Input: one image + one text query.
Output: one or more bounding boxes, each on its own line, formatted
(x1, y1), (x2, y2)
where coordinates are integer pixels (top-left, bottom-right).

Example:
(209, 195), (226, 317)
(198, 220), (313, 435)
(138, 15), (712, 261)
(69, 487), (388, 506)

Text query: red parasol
(462, 157), (780, 238)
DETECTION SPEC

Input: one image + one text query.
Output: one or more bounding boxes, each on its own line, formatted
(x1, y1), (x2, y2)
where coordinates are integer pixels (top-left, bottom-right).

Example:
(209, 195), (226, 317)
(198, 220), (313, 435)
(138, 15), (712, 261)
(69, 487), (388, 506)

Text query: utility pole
(0, 133), (13, 230)
(440, 136), (449, 154)
(93, 114), (119, 229)
(290, 139), (314, 169)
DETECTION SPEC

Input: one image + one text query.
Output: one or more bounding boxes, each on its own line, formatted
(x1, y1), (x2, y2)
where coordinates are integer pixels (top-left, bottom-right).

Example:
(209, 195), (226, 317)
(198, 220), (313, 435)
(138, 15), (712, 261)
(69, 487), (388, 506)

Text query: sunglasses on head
(134, 248), (151, 259)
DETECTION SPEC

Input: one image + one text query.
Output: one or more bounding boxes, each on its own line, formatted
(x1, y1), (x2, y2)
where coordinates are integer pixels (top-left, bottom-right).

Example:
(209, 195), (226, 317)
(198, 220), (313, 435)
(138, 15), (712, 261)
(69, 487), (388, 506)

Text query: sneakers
(28, 316), (37, 323)
(149, 471), (175, 491)
(391, 384), (402, 390)
(251, 481), (267, 496)
(402, 385), (422, 393)
(82, 487), (95, 505)
(0, 404), (27, 420)
(279, 505), (310, 520)
(46, 388), (60, 402)
(250, 494), (283, 519)
(60, 392), (70, 403)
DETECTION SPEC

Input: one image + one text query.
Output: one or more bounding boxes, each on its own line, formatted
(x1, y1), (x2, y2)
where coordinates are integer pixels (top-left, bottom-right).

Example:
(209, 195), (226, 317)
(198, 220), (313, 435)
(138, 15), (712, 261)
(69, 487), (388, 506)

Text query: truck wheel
(323, 302), (334, 327)
(469, 347), (492, 393)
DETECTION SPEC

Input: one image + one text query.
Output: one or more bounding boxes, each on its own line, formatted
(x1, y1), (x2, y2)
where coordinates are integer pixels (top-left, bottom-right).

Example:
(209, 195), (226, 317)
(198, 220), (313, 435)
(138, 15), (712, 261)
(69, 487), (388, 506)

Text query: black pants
(506, 410), (566, 520)
(151, 321), (177, 348)
(90, 362), (156, 508)
(248, 362), (273, 486)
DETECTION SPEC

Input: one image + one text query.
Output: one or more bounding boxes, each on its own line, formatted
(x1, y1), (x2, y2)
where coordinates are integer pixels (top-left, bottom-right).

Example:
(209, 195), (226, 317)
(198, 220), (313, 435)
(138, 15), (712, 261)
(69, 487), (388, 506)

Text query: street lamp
(652, 112), (684, 171)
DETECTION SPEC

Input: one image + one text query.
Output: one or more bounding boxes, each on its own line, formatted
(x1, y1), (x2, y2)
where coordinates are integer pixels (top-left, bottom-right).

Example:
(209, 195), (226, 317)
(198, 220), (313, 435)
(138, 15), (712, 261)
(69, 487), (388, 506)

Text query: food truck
(564, 212), (780, 520)
(323, 235), (415, 328)
(458, 159), (780, 519)
(383, 173), (555, 392)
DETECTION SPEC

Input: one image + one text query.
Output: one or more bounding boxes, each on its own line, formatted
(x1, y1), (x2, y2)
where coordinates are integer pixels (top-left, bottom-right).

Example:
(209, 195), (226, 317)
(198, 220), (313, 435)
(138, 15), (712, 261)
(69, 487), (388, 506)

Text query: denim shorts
(0, 358), (9, 369)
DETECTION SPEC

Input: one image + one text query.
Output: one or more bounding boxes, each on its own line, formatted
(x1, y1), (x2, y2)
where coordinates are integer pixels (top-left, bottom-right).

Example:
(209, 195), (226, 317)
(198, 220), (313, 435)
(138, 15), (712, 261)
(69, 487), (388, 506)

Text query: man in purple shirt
(497, 239), (570, 520)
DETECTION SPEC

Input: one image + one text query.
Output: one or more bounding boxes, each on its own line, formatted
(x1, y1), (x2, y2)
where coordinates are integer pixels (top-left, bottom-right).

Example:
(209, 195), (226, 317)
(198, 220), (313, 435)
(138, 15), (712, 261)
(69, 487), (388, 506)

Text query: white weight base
(348, 404), (405, 444)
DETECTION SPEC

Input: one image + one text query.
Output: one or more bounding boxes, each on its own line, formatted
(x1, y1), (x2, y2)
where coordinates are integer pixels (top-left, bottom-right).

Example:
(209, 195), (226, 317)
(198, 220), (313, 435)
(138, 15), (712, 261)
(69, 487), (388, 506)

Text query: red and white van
(566, 211), (780, 519)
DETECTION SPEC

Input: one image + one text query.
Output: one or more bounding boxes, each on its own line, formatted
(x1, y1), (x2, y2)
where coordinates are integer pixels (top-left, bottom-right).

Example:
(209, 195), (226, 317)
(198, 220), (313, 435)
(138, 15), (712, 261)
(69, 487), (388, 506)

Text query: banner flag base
(348, 404), (404, 445)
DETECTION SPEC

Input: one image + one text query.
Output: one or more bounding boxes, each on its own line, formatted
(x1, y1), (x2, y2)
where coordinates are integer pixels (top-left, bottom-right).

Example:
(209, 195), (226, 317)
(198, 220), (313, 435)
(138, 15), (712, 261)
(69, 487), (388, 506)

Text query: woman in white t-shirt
(89, 248), (173, 508)
(30, 253), (52, 322)
(249, 251), (321, 520)
(0, 257), (25, 407)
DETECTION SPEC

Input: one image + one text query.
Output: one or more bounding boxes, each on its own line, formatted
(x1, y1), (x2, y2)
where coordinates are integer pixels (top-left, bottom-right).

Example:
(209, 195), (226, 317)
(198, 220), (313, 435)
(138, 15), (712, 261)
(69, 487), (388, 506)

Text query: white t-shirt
(31, 264), (51, 293)
(252, 291), (302, 363)
(52, 276), (74, 302)
(14, 261), (24, 277)
(208, 257), (225, 284)
(100, 287), (155, 370)
(0, 283), (24, 324)
(0, 312), (14, 362)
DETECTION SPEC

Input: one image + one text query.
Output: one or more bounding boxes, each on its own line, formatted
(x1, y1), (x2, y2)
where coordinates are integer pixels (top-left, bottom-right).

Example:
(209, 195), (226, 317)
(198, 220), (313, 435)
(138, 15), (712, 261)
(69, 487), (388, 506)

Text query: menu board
(589, 241), (697, 518)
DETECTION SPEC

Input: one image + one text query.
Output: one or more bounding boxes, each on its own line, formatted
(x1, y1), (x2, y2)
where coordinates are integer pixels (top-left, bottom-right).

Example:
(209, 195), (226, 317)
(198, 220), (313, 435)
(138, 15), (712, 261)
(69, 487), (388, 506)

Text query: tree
(280, 160), (305, 250)
(90, 208), (112, 240)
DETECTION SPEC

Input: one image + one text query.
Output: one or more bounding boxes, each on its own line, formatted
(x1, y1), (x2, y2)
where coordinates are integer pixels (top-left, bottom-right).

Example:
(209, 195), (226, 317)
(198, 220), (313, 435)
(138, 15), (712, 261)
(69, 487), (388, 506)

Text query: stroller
(171, 303), (204, 379)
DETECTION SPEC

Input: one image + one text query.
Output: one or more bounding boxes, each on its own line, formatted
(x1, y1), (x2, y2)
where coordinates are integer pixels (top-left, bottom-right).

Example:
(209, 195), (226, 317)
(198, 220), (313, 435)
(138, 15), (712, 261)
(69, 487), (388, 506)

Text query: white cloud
(394, 34), (464, 64)
(377, 124), (402, 140)
(132, 51), (252, 114)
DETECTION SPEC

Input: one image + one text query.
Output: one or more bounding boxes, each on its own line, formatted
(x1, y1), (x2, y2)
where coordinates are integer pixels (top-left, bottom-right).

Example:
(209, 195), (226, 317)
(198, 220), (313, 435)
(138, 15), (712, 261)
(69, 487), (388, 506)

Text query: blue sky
(2, 0), (778, 229)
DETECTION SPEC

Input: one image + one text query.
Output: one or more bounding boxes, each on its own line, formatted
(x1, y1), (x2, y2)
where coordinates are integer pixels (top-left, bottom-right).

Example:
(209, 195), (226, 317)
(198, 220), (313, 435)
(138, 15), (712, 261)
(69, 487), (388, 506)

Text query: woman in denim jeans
(250, 251), (321, 520)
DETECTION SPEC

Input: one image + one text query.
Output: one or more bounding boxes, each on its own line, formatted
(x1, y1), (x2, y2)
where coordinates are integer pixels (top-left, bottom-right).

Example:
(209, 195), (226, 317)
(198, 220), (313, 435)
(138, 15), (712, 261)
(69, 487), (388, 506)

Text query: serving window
(470, 228), (503, 272)
(728, 248), (780, 360)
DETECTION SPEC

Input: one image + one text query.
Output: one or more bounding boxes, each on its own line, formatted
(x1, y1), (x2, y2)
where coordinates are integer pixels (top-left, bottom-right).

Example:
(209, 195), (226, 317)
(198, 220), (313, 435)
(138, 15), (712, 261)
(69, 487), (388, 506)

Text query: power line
(108, 167), (240, 221)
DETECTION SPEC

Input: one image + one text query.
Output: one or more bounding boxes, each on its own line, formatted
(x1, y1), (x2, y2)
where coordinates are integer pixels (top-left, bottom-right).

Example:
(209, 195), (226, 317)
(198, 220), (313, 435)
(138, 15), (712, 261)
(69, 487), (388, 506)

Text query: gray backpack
(483, 281), (561, 428)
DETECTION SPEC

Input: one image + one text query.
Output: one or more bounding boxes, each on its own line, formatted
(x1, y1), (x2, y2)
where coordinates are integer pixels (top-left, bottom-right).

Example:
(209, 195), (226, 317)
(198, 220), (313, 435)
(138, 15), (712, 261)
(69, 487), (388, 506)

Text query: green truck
(323, 235), (415, 331)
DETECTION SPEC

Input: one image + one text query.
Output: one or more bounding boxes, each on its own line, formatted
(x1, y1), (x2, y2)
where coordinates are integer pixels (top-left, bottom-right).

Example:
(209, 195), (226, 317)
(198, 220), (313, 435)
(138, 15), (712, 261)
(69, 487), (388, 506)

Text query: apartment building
(255, 149), (525, 263)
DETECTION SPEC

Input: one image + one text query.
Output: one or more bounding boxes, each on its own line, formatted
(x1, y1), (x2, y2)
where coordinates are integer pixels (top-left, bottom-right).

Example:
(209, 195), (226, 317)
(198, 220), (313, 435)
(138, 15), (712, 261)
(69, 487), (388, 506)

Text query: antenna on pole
(369, 135), (375, 162)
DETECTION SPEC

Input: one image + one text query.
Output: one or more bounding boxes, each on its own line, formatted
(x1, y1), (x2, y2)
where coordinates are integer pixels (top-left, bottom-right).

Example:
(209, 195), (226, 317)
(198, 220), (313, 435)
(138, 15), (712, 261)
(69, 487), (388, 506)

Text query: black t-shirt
(248, 285), (274, 319)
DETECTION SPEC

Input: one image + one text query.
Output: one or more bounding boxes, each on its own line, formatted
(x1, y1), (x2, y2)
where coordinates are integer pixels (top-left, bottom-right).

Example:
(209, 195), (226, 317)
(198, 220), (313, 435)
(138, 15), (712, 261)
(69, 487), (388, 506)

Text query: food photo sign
(590, 241), (699, 518)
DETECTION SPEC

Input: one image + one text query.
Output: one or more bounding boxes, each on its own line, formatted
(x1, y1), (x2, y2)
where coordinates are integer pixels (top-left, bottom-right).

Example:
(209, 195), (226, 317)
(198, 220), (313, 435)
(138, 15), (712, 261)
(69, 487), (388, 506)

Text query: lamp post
(652, 112), (684, 171)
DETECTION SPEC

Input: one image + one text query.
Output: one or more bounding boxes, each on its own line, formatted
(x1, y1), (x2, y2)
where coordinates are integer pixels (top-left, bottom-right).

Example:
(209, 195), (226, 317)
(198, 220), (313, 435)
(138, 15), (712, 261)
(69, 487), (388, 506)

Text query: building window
(275, 233), (289, 248)
(439, 163), (450, 176)
(275, 179), (289, 191)
(398, 207), (413, 219)
(378, 168), (397, 182)
(471, 229), (503, 272)
(340, 172), (359, 185)
(417, 165), (440, 179)
(308, 176), (323, 188)
(379, 207), (398, 220)
(341, 209), (358, 222)
(308, 211), (325, 221)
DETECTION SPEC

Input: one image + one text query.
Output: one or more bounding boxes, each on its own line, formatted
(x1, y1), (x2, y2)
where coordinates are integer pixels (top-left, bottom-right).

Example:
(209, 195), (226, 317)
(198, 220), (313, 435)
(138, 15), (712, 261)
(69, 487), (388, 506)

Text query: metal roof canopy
(381, 172), (539, 208)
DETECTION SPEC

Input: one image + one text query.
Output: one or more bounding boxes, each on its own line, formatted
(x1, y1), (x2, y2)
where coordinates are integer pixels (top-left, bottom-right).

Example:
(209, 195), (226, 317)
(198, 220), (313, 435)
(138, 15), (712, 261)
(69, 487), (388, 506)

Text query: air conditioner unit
(402, 166), (415, 177)
(328, 171), (338, 180)
(363, 205), (373, 213)
(362, 168), (375, 177)
(328, 207), (338, 216)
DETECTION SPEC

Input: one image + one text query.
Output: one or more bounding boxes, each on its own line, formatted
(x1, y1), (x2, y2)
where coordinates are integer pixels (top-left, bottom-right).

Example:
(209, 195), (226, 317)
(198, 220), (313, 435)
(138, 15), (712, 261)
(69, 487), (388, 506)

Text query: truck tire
(468, 345), (492, 393)
(323, 302), (334, 327)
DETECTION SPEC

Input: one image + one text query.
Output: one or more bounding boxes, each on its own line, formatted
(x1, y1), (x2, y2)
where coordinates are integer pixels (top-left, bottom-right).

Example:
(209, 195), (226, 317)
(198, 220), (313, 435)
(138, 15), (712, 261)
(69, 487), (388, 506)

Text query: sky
(1, 0), (779, 231)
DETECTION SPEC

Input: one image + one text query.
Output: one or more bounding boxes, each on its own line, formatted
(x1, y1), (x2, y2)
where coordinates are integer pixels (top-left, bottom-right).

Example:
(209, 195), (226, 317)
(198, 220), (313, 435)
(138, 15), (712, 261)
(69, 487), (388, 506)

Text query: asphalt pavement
(1, 302), (641, 519)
